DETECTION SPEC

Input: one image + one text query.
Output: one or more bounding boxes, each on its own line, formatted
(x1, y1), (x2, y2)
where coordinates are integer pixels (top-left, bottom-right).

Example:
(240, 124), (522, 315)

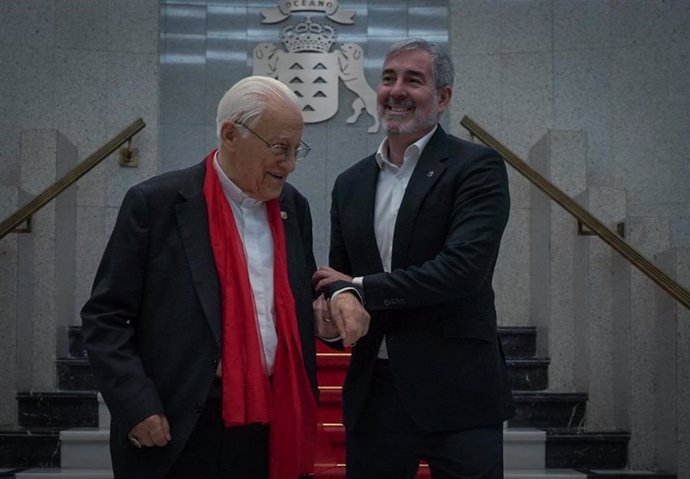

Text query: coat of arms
(252, 15), (379, 133)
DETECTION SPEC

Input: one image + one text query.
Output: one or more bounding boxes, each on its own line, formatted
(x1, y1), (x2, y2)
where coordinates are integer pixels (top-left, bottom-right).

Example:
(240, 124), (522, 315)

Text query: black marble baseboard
(66, 324), (542, 361)
(0, 430), (59, 468)
(546, 429), (629, 469)
(68, 325), (87, 359)
(55, 358), (551, 392)
(507, 358), (549, 390)
(17, 391), (97, 429)
(583, 470), (676, 478)
(510, 392), (587, 428)
(56, 358), (96, 391)
(499, 326), (537, 358)
(0, 468), (26, 478)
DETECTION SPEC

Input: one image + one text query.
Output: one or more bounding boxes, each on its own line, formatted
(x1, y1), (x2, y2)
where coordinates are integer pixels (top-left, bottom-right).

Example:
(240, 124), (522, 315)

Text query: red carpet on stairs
(313, 341), (432, 478)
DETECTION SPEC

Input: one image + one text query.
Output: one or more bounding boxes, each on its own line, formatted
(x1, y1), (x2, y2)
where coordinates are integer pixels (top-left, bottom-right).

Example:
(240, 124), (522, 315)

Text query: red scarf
(203, 150), (317, 479)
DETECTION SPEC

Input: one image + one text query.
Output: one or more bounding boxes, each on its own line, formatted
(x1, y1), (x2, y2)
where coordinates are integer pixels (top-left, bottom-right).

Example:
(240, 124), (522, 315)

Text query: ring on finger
(128, 434), (143, 449)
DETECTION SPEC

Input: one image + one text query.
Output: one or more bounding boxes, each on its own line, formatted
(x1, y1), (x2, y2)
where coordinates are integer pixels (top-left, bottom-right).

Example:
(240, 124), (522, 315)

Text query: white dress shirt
(213, 154), (278, 373)
(365, 126), (437, 358)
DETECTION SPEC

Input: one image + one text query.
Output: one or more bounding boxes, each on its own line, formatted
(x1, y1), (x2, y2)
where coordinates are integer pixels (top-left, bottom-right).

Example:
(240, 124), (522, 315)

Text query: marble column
(16, 130), (77, 392)
(655, 248), (690, 477)
(528, 130), (587, 392)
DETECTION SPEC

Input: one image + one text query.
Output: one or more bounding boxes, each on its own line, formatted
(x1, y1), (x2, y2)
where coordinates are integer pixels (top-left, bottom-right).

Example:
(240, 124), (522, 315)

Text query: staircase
(0, 326), (676, 478)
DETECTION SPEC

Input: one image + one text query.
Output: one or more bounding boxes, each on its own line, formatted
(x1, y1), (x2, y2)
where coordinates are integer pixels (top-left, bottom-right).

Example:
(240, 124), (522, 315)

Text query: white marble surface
(655, 248), (690, 478)
(626, 215), (671, 469)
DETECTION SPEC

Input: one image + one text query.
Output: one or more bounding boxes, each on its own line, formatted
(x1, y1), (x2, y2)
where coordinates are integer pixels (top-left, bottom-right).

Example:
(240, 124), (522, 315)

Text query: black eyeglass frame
(236, 122), (311, 162)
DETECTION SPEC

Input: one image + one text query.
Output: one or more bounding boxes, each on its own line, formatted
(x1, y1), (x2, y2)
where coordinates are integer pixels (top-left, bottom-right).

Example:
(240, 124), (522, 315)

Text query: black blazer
(81, 160), (318, 479)
(329, 126), (515, 432)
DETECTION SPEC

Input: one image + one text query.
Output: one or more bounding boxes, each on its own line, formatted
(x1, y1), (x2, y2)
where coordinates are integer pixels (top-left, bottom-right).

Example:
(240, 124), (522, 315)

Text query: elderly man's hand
(128, 414), (171, 448)
(313, 266), (353, 291)
(313, 294), (340, 339)
(328, 291), (370, 347)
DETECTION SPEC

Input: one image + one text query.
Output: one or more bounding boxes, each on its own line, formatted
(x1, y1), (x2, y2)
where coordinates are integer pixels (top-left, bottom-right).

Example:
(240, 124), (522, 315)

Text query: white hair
(216, 76), (301, 141)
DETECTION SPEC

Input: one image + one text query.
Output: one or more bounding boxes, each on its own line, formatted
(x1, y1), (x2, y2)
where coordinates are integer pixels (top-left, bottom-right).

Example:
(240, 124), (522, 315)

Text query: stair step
(508, 471), (585, 479)
(17, 392), (97, 430)
(63, 325), (538, 361)
(545, 429), (629, 470)
(584, 470), (676, 478)
(314, 466), (586, 478)
(315, 326), (537, 358)
(318, 388), (587, 429)
(499, 326), (537, 358)
(55, 360), (95, 392)
(59, 429), (110, 469)
(510, 392), (587, 429)
(316, 354), (550, 391)
(14, 468), (676, 479)
(16, 468), (113, 479)
(0, 469), (24, 478)
(0, 431), (59, 468)
(56, 355), (552, 393)
(319, 425), (548, 469)
(67, 326), (86, 359)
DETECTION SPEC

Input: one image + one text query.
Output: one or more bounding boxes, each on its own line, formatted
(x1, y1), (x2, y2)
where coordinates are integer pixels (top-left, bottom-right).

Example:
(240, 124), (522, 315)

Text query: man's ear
(219, 121), (237, 147)
(437, 86), (453, 114)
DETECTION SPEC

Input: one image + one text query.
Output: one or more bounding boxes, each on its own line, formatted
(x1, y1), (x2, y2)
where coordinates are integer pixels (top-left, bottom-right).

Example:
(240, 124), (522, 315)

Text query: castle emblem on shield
(252, 12), (379, 133)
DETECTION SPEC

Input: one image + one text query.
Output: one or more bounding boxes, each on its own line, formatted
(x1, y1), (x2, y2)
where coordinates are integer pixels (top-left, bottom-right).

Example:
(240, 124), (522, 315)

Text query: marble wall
(0, 0), (160, 427)
(0, 0), (688, 473)
(448, 0), (690, 326)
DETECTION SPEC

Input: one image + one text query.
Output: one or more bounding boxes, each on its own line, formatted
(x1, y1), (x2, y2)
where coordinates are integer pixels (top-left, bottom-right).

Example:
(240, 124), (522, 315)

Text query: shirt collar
(213, 151), (262, 208)
(375, 125), (438, 170)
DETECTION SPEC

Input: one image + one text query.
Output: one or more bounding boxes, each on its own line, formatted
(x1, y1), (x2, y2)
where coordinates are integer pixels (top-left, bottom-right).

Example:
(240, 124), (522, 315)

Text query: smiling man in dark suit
(314, 39), (515, 479)
(82, 76), (367, 479)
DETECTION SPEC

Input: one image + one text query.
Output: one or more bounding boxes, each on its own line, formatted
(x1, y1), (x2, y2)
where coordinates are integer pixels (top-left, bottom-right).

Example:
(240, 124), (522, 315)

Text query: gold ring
(128, 434), (143, 449)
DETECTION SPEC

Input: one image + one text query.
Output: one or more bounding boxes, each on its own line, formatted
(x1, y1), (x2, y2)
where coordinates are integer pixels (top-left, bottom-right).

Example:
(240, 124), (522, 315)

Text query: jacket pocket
(440, 312), (495, 342)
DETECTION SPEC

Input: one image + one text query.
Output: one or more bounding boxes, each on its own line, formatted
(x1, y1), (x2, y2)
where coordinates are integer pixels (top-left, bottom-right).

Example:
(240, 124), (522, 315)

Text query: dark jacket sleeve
(81, 185), (164, 434)
(362, 151), (509, 311)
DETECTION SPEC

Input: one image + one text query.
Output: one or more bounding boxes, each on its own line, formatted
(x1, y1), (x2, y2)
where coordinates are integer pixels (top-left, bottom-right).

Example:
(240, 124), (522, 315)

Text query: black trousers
(346, 360), (504, 479)
(165, 379), (269, 479)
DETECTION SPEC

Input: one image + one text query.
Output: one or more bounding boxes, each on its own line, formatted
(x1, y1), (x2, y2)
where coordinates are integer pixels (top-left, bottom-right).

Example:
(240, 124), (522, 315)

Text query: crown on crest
(280, 17), (336, 53)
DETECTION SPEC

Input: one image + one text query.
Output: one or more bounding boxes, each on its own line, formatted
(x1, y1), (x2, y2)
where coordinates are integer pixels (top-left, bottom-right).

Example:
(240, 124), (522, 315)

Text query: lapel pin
(281, 211), (288, 219)
(427, 170), (434, 177)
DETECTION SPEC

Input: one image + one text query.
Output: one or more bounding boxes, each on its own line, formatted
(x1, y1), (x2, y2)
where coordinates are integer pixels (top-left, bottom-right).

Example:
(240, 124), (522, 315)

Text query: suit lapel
(353, 158), (385, 273)
(392, 127), (448, 268)
(278, 196), (301, 290)
(175, 162), (222, 347)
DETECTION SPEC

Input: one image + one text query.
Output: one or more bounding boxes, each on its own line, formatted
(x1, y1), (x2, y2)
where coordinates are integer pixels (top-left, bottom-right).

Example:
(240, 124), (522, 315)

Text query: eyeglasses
(237, 122), (311, 162)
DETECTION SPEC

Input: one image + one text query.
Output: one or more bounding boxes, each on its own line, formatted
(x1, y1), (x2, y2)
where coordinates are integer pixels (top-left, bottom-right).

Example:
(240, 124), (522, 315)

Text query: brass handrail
(0, 118), (146, 241)
(461, 115), (690, 310)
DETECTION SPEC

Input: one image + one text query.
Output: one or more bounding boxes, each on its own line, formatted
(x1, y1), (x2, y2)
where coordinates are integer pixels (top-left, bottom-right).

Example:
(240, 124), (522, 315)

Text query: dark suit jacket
(81, 160), (318, 479)
(329, 126), (515, 432)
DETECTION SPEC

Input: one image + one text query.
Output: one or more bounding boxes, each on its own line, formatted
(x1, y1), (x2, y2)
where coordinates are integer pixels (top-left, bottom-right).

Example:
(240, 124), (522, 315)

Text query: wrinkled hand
(328, 291), (370, 347)
(313, 266), (353, 292)
(313, 294), (340, 339)
(128, 414), (171, 448)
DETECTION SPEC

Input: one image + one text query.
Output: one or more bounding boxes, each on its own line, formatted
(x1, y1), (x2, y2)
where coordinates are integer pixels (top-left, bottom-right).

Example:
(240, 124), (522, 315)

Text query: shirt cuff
(330, 286), (361, 303)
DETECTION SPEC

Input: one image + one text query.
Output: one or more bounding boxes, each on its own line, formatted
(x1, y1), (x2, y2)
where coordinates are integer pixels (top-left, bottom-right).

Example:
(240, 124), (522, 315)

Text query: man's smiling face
(377, 48), (450, 142)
